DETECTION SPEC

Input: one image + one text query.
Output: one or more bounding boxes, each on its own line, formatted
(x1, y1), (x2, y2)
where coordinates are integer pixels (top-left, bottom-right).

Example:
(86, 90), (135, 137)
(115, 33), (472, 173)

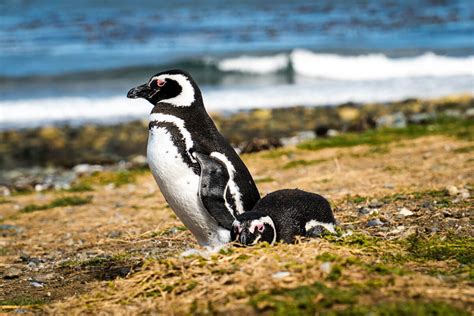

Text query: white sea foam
(1, 76), (472, 129)
(216, 50), (474, 80)
(291, 50), (474, 80)
(217, 54), (288, 74)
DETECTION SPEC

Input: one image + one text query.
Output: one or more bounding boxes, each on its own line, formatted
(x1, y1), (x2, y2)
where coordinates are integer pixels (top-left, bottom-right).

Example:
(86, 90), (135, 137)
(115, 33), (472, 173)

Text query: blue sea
(1, 0), (473, 129)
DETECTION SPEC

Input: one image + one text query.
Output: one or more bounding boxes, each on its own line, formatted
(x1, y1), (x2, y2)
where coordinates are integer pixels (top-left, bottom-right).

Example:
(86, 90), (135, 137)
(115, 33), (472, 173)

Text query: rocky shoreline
(1, 95), (473, 193)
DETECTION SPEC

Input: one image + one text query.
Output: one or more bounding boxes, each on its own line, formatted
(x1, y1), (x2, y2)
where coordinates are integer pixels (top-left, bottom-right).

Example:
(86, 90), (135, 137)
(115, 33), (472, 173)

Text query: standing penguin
(127, 69), (260, 247)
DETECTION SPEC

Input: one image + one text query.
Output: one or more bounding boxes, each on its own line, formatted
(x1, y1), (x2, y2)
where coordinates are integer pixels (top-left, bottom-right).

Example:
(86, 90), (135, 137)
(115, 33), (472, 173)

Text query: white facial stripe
(149, 113), (196, 162)
(249, 216), (277, 245)
(305, 220), (336, 234)
(210, 152), (244, 215)
(151, 74), (195, 107)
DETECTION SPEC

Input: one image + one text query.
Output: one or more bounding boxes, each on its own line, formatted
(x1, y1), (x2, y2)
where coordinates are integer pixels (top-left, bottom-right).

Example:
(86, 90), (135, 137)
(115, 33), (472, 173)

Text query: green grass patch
(64, 183), (94, 192)
(77, 169), (146, 187)
(403, 233), (474, 264)
(255, 177), (275, 183)
(0, 247), (9, 256)
(454, 145), (474, 153)
(333, 301), (470, 316)
(298, 117), (474, 151)
(260, 148), (295, 159)
(326, 233), (382, 249)
(60, 252), (132, 268)
(250, 282), (358, 315)
(346, 195), (367, 204)
(0, 197), (11, 204)
(0, 296), (48, 306)
(283, 159), (326, 169)
(21, 195), (92, 213)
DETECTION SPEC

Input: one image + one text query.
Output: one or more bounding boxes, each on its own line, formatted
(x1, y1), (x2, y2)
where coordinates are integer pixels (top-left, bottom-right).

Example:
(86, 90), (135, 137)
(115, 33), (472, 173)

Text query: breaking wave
(216, 50), (474, 80)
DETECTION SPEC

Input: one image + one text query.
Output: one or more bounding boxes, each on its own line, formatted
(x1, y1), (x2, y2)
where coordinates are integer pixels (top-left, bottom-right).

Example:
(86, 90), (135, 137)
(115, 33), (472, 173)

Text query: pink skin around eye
(157, 79), (166, 87)
(257, 223), (264, 233)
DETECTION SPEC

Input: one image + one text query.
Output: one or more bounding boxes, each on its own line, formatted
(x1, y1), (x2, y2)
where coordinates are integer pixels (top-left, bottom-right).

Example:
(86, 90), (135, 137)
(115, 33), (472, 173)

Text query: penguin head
(127, 69), (202, 107)
(231, 212), (277, 246)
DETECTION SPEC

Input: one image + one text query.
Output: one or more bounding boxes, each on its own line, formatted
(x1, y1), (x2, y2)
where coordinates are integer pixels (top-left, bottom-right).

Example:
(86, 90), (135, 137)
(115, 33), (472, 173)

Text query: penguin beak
(127, 83), (152, 99)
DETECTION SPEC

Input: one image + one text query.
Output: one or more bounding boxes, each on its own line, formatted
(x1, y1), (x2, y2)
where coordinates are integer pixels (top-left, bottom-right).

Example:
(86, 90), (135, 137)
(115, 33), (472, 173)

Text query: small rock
(107, 231), (122, 238)
(358, 207), (371, 216)
(376, 112), (407, 128)
(19, 252), (30, 262)
(73, 164), (103, 175)
(383, 183), (394, 189)
(30, 281), (44, 288)
(129, 155), (148, 169)
(369, 199), (383, 208)
(398, 207), (414, 217)
(422, 201), (433, 209)
(367, 219), (384, 227)
(4, 267), (22, 279)
(320, 262), (332, 274)
(388, 226), (405, 235)
(0, 186), (11, 196)
(465, 107), (474, 118)
(272, 271), (291, 279)
(446, 185), (459, 196)
(459, 189), (470, 200)
(32, 273), (56, 283)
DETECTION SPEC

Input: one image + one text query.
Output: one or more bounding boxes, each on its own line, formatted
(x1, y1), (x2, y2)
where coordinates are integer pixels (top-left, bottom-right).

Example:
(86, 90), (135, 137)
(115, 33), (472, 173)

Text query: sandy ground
(0, 135), (472, 314)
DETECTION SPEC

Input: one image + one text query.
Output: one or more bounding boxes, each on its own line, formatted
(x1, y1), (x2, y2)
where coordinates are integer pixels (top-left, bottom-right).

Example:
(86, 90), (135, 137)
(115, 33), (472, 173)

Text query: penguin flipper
(195, 152), (235, 230)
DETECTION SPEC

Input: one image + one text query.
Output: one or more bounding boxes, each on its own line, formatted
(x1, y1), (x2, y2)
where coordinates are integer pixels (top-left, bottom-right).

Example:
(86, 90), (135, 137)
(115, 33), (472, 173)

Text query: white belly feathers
(147, 121), (230, 247)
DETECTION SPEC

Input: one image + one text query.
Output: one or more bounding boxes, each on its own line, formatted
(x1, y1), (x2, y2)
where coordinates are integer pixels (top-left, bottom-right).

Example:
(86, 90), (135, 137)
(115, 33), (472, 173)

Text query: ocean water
(1, 0), (473, 128)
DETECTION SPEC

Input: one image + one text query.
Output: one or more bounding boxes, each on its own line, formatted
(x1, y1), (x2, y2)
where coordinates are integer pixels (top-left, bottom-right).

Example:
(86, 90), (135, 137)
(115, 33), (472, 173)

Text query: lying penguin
(195, 153), (337, 246)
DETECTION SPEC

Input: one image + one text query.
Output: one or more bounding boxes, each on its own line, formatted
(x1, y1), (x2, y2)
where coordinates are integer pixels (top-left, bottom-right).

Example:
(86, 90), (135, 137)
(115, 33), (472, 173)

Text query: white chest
(147, 126), (229, 247)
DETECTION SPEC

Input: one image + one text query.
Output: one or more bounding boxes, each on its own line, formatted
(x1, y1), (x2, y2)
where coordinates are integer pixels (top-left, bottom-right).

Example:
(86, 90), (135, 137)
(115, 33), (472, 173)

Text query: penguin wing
(194, 152), (235, 230)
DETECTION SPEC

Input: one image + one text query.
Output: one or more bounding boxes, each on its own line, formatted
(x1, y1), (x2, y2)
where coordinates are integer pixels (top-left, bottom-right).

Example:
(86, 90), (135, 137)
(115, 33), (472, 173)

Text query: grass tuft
(21, 195), (92, 213)
(298, 117), (474, 151)
(404, 233), (474, 264)
(250, 282), (357, 315)
(283, 159), (326, 169)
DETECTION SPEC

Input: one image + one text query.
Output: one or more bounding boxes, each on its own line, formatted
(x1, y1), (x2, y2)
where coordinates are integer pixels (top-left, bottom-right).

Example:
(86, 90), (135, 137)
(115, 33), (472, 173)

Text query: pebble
(367, 219), (384, 227)
(358, 207), (371, 216)
(0, 186), (11, 196)
(398, 207), (414, 217)
(32, 273), (56, 283)
(129, 155), (148, 169)
(30, 281), (44, 288)
(388, 226), (405, 235)
(272, 271), (291, 279)
(369, 199), (383, 208)
(383, 183), (395, 189)
(107, 231), (122, 238)
(320, 262), (332, 274)
(73, 164), (104, 175)
(446, 185), (458, 196)
(459, 189), (470, 200)
(4, 267), (22, 279)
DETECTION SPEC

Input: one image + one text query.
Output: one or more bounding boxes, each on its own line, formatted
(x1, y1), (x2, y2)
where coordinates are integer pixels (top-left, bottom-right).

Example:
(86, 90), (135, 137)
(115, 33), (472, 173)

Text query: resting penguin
(195, 153), (337, 246)
(231, 189), (337, 245)
(127, 69), (260, 248)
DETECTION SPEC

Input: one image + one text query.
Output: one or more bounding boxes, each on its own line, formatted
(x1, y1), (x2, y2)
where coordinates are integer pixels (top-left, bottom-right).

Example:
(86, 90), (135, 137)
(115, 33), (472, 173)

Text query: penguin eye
(156, 79), (166, 87)
(149, 79), (166, 89)
(257, 223), (265, 233)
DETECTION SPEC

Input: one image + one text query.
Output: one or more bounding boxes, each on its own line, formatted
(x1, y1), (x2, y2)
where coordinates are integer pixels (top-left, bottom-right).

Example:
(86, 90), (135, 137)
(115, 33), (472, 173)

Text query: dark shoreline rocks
(0, 95), (473, 186)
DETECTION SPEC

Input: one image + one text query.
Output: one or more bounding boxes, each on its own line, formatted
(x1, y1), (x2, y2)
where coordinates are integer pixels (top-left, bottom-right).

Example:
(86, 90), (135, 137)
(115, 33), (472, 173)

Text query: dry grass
(1, 134), (473, 314)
